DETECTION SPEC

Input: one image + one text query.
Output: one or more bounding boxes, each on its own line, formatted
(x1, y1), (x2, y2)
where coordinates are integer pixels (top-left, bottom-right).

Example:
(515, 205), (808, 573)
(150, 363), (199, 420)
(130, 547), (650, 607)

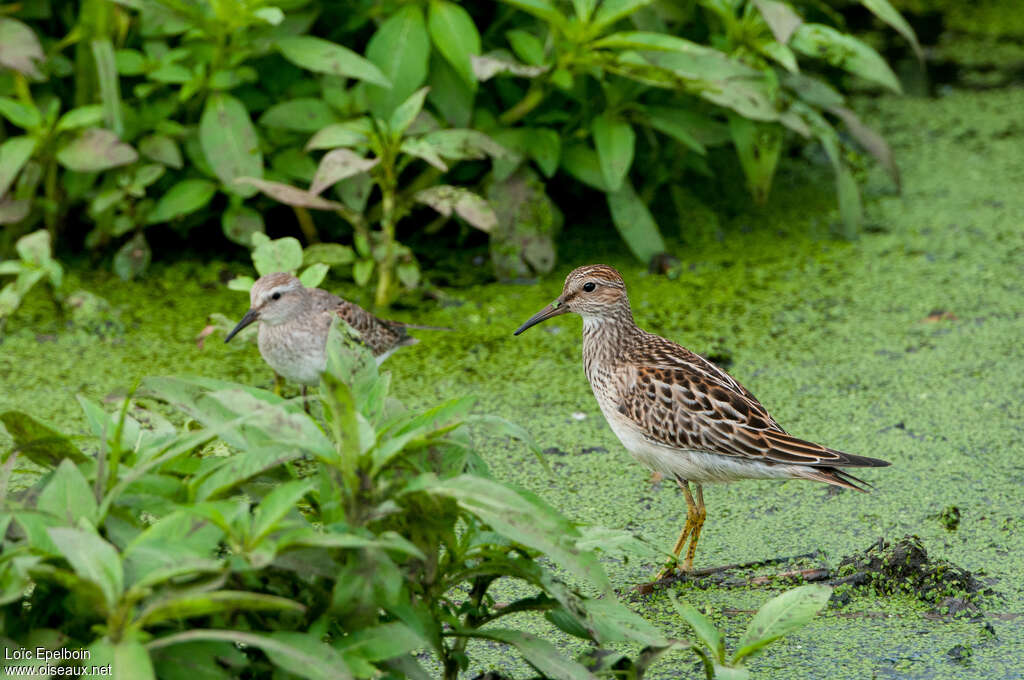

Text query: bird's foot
(634, 559), (694, 594)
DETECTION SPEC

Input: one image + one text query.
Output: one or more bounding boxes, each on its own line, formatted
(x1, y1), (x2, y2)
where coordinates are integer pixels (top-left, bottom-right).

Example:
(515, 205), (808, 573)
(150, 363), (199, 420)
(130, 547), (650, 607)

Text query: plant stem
(499, 85), (545, 125)
(374, 154), (399, 308)
(44, 159), (59, 240)
(291, 206), (319, 243)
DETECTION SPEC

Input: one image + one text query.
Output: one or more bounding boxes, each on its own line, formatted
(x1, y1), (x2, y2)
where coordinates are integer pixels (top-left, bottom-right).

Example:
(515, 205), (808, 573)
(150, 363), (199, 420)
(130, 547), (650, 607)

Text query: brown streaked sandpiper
(226, 272), (441, 391)
(514, 264), (889, 581)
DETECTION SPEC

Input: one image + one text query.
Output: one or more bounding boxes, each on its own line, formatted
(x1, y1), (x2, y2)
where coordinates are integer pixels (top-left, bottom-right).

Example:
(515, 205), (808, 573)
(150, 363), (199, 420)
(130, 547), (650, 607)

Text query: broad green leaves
(147, 179), (216, 224)
(0, 17), (44, 79)
(791, 23), (902, 93)
(277, 36), (390, 87)
(606, 181), (667, 262)
(200, 93), (262, 198)
(56, 129), (138, 172)
(733, 584), (832, 662)
(592, 114), (634, 192)
(365, 5), (430, 119)
(428, 1), (481, 88)
(0, 137), (37, 198)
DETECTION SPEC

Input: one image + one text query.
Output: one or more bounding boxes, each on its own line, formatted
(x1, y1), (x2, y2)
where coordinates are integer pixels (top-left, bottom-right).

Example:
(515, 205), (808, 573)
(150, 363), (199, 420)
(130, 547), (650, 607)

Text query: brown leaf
(752, 0), (803, 44)
(235, 177), (343, 210)
(309, 149), (378, 196)
(828, 105), (900, 189)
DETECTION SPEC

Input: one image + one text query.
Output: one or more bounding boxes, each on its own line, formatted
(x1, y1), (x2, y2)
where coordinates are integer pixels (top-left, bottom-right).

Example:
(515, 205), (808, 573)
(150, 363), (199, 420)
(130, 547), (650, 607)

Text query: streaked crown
(559, 264), (631, 318)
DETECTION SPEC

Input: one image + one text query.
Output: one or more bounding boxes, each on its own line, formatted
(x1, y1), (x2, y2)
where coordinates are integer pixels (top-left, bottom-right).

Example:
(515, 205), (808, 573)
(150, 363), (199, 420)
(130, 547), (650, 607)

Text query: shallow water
(2, 85), (1023, 677)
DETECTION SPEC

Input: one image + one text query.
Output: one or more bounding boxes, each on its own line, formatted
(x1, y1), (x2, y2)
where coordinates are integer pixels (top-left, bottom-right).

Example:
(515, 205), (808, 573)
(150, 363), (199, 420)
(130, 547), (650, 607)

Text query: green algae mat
(3, 87), (1023, 678)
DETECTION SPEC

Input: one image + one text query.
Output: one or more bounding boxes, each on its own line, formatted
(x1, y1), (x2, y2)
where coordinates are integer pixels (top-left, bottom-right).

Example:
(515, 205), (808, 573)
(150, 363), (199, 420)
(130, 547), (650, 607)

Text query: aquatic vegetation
(0, 230), (62, 336)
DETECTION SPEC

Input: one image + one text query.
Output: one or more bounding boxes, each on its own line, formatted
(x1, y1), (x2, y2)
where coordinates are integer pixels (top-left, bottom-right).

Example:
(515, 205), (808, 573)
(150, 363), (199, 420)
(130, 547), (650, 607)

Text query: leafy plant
(0, 229), (63, 335)
(240, 84), (503, 307)
(1, 320), (695, 678)
(485, 0), (914, 253)
(1, 0), (916, 289)
(671, 585), (833, 679)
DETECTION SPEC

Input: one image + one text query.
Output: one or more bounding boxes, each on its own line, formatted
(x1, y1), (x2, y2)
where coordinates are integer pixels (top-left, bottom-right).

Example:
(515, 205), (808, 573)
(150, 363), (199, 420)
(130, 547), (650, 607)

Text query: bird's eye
(582, 282), (596, 292)
(271, 292), (281, 300)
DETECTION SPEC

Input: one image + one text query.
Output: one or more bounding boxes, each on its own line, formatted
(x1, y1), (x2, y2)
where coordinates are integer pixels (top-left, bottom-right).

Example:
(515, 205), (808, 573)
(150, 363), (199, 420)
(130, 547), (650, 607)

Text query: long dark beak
(514, 300), (567, 335)
(225, 308), (259, 343)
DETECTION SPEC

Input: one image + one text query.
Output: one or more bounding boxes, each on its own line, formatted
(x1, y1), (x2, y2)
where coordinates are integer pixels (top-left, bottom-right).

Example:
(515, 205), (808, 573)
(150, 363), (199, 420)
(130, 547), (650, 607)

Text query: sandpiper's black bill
(513, 301), (567, 335)
(225, 308), (259, 342)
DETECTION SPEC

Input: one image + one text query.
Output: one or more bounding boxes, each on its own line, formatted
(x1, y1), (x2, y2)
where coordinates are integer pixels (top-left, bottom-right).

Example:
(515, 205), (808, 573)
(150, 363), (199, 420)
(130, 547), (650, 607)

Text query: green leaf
(89, 639), (155, 680)
(465, 628), (594, 680)
(55, 105), (105, 132)
(305, 119), (372, 151)
(304, 243), (354, 267)
(592, 31), (710, 54)
(416, 474), (612, 593)
(860, 0), (922, 61)
(137, 591), (305, 627)
(299, 263), (329, 288)
(415, 129), (507, 161)
(645, 108), (706, 154)
(139, 134), (183, 168)
(752, 0), (803, 43)
(336, 621), (426, 663)
(791, 23), (901, 93)
(278, 36), (390, 87)
(148, 631), (352, 680)
(364, 4), (430, 119)
(147, 179), (216, 224)
(729, 116), (783, 204)
(0, 17), (44, 79)
(571, 0), (598, 23)
(92, 38), (125, 137)
(497, 0), (568, 30)
(389, 86), (430, 138)
(591, 0), (656, 31)
(113, 232), (152, 280)
(47, 527), (124, 611)
(37, 459), (98, 526)
(427, 50), (475, 127)
(414, 185), (497, 231)
(606, 179), (667, 262)
(353, 259), (374, 286)
(200, 93), (263, 198)
(0, 97), (41, 129)
(222, 205), (265, 247)
(253, 236), (303, 275)
(428, 0), (481, 88)
(0, 136), (37, 198)
(57, 128), (138, 172)
(150, 641), (246, 680)
(669, 594), (725, 662)
(560, 143), (607, 191)
(251, 479), (314, 542)
(0, 411), (88, 467)
(592, 114), (634, 192)
(732, 584), (832, 663)
(506, 29), (545, 65)
(15, 229), (50, 264)
(259, 99), (339, 133)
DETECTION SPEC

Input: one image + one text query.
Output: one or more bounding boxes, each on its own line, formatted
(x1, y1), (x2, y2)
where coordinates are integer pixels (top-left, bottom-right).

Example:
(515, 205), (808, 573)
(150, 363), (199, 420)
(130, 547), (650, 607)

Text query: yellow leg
(654, 479), (702, 580)
(273, 372), (284, 396)
(680, 483), (706, 572)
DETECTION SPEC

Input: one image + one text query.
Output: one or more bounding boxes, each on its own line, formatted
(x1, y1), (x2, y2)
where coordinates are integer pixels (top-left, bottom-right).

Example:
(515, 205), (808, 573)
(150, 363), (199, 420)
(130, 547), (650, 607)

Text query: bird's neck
(582, 304), (637, 373)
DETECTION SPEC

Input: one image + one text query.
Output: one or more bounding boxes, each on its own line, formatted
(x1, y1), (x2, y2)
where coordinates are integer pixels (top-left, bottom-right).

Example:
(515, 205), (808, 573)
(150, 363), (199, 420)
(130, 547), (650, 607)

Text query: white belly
(597, 398), (797, 484)
(257, 324), (326, 386)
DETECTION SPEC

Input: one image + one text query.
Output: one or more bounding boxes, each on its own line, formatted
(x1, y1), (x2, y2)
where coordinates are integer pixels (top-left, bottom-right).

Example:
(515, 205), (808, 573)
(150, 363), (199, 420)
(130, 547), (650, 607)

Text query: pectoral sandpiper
(514, 264), (890, 580)
(226, 272), (438, 389)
